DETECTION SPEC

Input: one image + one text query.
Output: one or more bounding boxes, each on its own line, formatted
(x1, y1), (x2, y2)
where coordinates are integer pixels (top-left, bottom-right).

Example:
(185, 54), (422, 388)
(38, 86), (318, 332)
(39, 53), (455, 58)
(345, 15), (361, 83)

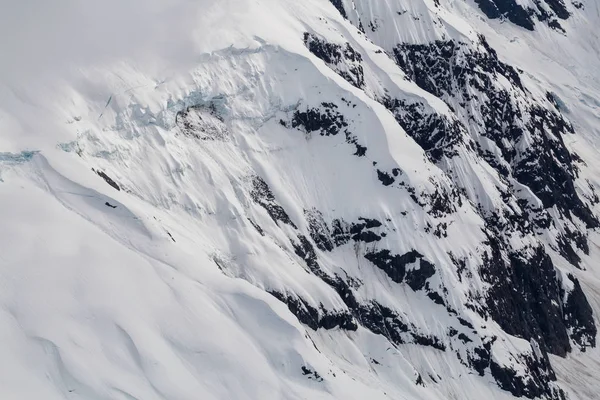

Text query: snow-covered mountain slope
(2, 0), (600, 398)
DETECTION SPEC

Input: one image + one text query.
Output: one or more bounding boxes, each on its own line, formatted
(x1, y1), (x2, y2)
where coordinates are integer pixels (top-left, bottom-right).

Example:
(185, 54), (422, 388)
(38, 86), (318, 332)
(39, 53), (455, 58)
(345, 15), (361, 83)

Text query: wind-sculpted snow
(2, 0), (600, 399)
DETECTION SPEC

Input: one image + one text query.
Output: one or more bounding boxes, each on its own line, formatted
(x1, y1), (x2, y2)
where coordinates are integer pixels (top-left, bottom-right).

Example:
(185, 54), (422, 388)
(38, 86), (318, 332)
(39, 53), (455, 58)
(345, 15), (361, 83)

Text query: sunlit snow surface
(1, 0), (600, 399)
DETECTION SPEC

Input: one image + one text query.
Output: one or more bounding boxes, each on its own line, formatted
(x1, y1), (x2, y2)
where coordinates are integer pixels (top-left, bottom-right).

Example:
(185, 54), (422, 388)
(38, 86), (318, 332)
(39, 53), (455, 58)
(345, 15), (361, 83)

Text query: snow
(2, 0), (600, 399)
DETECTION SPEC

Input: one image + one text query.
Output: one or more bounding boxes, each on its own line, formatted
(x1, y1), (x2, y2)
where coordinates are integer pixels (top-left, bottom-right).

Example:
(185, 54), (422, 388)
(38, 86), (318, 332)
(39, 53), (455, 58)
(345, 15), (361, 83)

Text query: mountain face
(2, 0), (600, 399)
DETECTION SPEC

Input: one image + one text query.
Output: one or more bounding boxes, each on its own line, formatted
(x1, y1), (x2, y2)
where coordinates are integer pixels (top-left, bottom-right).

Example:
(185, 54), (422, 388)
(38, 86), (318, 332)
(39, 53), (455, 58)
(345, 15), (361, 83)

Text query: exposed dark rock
(581, 179), (600, 206)
(377, 169), (395, 186)
(94, 169), (120, 191)
(412, 332), (446, 351)
(304, 33), (365, 89)
(416, 374), (424, 386)
(458, 333), (473, 343)
(305, 209), (334, 251)
(516, 105), (597, 229)
(306, 214), (385, 249)
(352, 230), (382, 243)
(301, 366), (324, 381)
(405, 259), (436, 291)
(248, 161), (592, 400)
(354, 301), (444, 351)
(365, 249), (410, 283)
(269, 291), (357, 331)
(292, 235), (320, 273)
(357, 217), (383, 229)
(474, 0), (535, 30)
(481, 240), (571, 356)
(420, 187), (461, 218)
(426, 291), (445, 305)
(469, 345), (491, 376)
(247, 218), (265, 236)
(424, 221), (448, 238)
(543, 0), (570, 19)
(490, 355), (564, 400)
(458, 317), (475, 330)
(250, 176), (297, 228)
(364, 249), (436, 289)
(314, 272), (446, 351)
(382, 97), (464, 162)
(327, 0), (347, 19)
(473, 0), (570, 30)
(166, 231), (176, 242)
(326, 275), (361, 310)
(175, 103), (228, 140)
(557, 233), (582, 267)
(331, 218), (352, 247)
(284, 102), (367, 156)
(466, 338), (564, 400)
(289, 102), (347, 137)
(563, 274), (597, 349)
(394, 37), (523, 100)
(393, 35), (596, 256)
(170, 5), (600, 396)
(355, 301), (409, 345)
(449, 253), (469, 283)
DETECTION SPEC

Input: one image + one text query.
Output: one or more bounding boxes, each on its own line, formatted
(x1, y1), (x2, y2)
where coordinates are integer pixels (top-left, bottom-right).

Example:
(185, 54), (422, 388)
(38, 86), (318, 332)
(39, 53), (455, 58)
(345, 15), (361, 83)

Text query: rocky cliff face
(2, 0), (600, 399)
(299, 3), (598, 395)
